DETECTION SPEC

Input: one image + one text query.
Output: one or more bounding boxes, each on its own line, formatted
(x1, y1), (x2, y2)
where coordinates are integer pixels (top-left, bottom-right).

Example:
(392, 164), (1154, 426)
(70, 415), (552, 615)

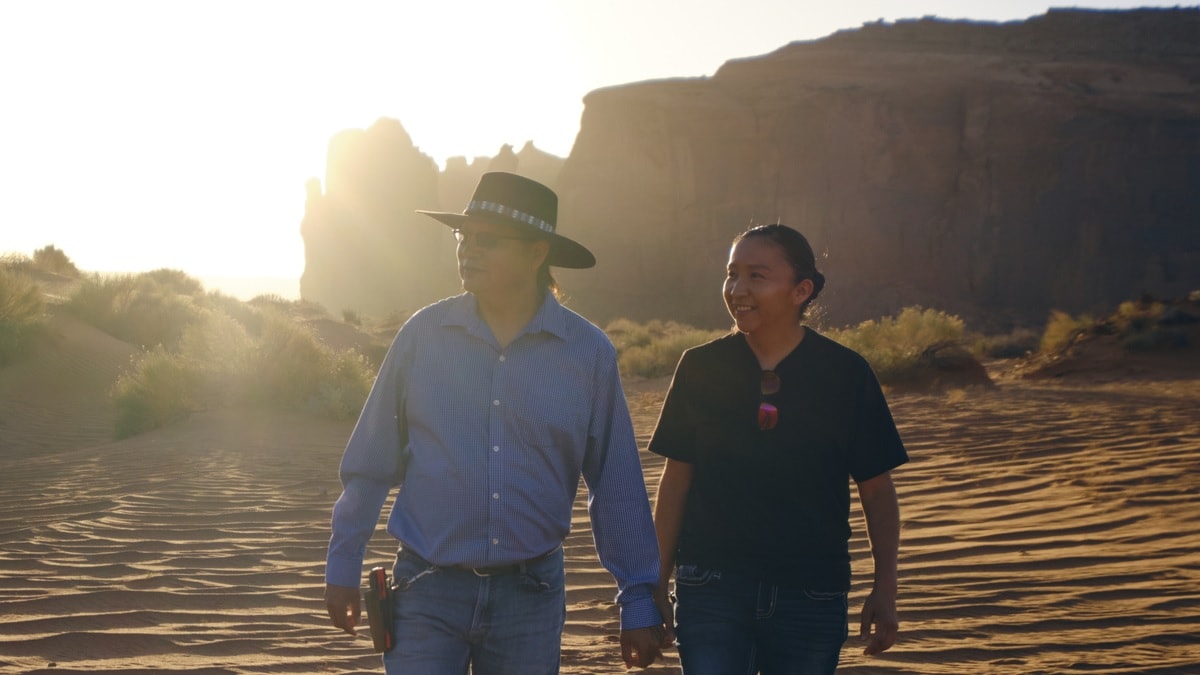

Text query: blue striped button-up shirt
(326, 292), (662, 629)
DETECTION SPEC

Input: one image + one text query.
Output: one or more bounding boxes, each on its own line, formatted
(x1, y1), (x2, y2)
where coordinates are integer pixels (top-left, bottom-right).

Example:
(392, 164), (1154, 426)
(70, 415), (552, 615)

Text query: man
(324, 172), (664, 673)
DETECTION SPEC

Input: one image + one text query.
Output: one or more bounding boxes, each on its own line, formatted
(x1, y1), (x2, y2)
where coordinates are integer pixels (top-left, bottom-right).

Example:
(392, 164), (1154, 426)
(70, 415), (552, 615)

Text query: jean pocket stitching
(675, 565), (719, 586)
(801, 589), (846, 601)
(518, 571), (558, 593)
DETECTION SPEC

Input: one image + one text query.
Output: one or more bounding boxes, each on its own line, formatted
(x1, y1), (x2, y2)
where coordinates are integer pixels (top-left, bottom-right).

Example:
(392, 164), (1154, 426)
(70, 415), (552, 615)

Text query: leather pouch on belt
(363, 566), (395, 652)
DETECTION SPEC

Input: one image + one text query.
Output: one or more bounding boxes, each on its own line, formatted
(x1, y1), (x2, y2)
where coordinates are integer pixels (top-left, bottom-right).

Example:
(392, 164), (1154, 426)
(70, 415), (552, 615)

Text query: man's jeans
(382, 547), (566, 675)
(673, 564), (848, 675)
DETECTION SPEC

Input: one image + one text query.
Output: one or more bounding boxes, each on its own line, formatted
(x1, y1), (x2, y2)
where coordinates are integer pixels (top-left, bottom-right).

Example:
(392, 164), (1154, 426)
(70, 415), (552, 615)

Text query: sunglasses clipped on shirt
(453, 229), (537, 250)
(758, 370), (780, 431)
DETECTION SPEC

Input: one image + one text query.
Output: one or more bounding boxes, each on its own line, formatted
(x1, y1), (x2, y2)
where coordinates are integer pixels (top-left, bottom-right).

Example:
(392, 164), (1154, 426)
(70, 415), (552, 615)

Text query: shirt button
(498, 355), (506, 362)
(492, 445), (500, 452)
(492, 493), (499, 499)
(491, 538), (499, 545)
(493, 399), (500, 406)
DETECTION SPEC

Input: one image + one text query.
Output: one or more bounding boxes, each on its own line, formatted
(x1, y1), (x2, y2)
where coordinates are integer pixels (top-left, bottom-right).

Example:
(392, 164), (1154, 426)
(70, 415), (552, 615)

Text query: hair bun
(811, 271), (826, 294)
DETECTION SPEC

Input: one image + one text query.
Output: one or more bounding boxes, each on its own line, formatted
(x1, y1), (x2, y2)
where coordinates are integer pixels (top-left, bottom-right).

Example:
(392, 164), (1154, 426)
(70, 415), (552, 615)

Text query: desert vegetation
(7, 244), (1197, 438)
(969, 327), (1041, 359)
(108, 302), (374, 438)
(1036, 292), (1200, 357)
(0, 247), (87, 364)
(825, 307), (967, 383)
(39, 262), (378, 438)
(31, 245), (81, 277)
(607, 307), (979, 385)
(607, 293), (1200, 387)
(0, 260), (48, 366)
(606, 318), (729, 379)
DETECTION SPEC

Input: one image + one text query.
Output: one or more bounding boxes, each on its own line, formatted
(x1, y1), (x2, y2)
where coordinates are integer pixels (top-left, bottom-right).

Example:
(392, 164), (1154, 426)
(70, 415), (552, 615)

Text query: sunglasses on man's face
(758, 370), (780, 431)
(453, 229), (535, 250)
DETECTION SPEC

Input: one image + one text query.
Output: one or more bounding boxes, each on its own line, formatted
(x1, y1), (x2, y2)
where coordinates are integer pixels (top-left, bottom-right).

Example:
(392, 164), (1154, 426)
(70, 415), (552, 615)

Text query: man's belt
(454, 547), (559, 577)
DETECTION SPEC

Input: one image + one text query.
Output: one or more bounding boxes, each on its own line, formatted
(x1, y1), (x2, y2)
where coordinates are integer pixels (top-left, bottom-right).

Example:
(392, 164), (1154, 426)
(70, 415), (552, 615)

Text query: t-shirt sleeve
(846, 364), (908, 482)
(647, 350), (698, 463)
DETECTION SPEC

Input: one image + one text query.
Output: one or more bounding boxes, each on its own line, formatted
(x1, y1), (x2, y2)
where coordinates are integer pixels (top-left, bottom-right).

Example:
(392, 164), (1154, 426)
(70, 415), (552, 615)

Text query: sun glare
(0, 0), (1181, 283)
(1, 1), (597, 282)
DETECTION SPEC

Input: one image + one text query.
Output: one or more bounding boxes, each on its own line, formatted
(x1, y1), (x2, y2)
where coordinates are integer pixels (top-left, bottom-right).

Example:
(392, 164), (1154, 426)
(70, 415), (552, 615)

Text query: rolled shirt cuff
(619, 595), (664, 631)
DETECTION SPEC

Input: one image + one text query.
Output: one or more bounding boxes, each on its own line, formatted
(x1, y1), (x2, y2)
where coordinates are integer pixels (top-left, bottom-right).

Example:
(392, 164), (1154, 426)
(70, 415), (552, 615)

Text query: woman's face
(723, 236), (814, 334)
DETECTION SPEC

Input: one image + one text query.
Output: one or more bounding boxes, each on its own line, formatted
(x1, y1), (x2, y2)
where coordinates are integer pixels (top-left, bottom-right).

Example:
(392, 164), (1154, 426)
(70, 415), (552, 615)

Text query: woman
(649, 223), (907, 674)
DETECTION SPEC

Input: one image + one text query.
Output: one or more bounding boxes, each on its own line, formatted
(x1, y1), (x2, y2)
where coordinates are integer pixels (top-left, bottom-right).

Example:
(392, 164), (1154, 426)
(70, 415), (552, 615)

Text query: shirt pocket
(509, 383), (589, 454)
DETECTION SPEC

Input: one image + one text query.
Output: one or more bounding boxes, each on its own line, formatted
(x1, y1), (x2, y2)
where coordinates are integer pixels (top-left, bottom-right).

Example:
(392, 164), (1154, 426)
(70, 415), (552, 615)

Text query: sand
(1, 313), (1198, 674)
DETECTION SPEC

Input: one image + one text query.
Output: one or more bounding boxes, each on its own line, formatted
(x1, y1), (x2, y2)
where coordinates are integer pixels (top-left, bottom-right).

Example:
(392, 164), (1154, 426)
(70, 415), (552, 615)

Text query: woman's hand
(859, 586), (898, 655)
(652, 586), (676, 648)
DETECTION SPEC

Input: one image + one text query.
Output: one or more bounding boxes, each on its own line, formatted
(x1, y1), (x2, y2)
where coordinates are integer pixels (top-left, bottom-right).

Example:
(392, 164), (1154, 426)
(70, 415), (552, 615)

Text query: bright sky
(0, 0), (1182, 283)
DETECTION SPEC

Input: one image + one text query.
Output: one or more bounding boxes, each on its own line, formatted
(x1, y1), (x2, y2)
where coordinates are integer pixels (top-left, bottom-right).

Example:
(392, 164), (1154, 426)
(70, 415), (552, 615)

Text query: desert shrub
(607, 318), (727, 379)
(0, 267), (44, 323)
(67, 271), (204, 350)
(249, 294), (329, 321)
(140, 268), (204, 296)
(242, 311), (326, 408)
(1107, 299), (1188, 350)
(111, 284), (199, 349)
(1039, 297), (1197, 355)
(0, 253), (32, 272)
(31, 245), (80, 277)
(176, 308), (255, 402)
(109, 301), (375, 437)
(342, 309), (362, 326)
(112, 347), (204, 438)
(241, 310), (372, 418)
(971, 328), (1040, 359)
(827, 307), (965, 382)
(1040, 310), (1095, 354)
(317, 349), (375, 420)
(110, 303), (375, 437)
(1113, 300), (1165, 333)
(605, 317), (655, 352)
(0, 267), (47, 365)
(204, 290), (267, 335)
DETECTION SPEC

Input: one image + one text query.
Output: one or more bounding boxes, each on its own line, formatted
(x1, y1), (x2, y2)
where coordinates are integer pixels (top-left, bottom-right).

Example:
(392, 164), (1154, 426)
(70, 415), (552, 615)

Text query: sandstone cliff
(300, 119), (456, 316)
(438, 142), (565, 218)
(557, 8), (1200, 330)
(301, 123), (564, 315)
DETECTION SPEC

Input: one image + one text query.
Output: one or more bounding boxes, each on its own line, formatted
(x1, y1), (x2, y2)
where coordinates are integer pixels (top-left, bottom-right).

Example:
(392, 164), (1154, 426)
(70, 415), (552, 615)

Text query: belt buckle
(470, 563), (517, 577)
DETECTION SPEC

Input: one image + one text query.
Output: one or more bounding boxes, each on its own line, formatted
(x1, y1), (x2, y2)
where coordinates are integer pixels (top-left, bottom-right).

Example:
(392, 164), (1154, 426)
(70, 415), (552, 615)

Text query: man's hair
(537, 262), (560, 300)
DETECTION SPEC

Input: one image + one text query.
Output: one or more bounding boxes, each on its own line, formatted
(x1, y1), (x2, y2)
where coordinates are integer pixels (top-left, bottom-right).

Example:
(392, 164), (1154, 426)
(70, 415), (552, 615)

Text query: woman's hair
(732, 223), (826, 318)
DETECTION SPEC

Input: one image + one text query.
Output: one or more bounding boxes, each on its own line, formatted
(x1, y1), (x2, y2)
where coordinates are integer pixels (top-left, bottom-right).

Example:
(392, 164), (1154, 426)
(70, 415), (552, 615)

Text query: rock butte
(301, 8), (1200, 330)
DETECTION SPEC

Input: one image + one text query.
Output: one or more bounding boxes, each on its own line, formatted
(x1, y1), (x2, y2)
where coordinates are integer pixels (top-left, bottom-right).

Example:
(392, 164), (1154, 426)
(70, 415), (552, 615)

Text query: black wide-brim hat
(416, 171), (596, 269)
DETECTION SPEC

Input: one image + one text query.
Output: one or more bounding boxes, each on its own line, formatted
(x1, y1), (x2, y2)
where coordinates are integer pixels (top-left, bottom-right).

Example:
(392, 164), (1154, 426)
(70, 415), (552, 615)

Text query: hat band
(467, 200), (555, 234)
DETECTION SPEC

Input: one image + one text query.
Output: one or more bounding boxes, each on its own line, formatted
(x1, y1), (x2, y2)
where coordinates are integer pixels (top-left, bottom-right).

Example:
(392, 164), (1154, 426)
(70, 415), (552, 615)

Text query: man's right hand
(325, 583), (361, 636)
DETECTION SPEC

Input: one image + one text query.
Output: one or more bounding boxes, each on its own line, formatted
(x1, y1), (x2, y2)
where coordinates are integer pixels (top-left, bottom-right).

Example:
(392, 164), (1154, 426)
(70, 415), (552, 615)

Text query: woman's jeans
(674, 563), (848, 675)
(382, 547), (566, 675)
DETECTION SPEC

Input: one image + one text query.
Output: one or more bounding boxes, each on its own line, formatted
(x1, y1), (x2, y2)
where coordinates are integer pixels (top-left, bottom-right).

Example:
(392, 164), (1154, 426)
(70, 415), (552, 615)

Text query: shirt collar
(441, 291), (569, 342)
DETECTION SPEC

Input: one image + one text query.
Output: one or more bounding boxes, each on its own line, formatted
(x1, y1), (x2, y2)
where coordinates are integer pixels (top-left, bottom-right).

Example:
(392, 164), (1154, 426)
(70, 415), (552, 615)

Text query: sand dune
(1, 315), (1198, 673)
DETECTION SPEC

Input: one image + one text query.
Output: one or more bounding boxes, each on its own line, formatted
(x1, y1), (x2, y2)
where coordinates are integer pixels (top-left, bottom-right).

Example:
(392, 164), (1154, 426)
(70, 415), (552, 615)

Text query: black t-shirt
(648, 329), (908, 590)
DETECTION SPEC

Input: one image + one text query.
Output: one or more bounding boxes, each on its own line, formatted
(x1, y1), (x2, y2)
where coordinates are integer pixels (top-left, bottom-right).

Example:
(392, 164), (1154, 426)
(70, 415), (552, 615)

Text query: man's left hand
(620, 626), (665, 669)
(859, 588), (898, 655)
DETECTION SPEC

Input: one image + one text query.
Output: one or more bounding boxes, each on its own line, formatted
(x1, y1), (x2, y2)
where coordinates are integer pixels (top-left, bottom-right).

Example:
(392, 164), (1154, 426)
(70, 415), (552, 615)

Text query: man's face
(455, 219), (549, 296)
